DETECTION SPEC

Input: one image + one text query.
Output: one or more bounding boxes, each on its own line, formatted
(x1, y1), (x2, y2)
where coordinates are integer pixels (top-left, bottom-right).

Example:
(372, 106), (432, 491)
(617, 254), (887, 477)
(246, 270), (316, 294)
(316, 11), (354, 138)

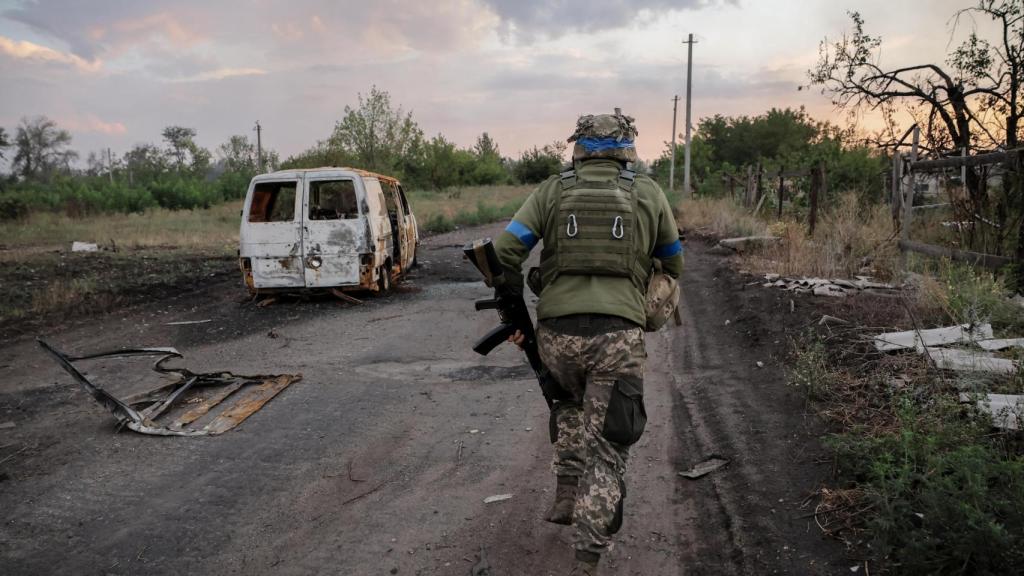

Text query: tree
(514, 141), (566, 184)
(123, 143), (169, 184)
(327, 86), (423, 174)
(0, 127), (10, 161)
(809, 3), (1023, 199)
(474, 132), (501, 161)
(217, 135), (258, 173)
(470, 132), (508, 185)
(12, 116), (78, 180)
(161, 125), (211, 175)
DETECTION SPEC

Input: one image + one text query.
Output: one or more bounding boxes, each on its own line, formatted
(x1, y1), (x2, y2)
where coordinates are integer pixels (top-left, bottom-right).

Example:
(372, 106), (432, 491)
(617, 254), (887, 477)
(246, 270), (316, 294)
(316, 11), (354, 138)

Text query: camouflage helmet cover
(567, 108), (639, 163)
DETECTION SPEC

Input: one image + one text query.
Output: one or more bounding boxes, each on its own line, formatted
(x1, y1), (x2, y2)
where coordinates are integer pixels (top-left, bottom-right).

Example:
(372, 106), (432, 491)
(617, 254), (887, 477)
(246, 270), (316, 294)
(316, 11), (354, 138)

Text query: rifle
(463, 238), (572, 438)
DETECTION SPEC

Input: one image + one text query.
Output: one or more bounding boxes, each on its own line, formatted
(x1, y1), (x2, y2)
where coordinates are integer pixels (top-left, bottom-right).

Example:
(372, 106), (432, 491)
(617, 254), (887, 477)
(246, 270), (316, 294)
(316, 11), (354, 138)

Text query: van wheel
(377, 264), (392, 293)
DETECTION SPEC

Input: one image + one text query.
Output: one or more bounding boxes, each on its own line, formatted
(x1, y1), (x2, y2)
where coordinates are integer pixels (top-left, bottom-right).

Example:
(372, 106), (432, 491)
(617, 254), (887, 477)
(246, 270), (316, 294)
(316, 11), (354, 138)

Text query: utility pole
(683, 33), (697, 198)
(107, 148), (114, 184)
(254, 120), (263, 173)
(669, 95), (679, 192)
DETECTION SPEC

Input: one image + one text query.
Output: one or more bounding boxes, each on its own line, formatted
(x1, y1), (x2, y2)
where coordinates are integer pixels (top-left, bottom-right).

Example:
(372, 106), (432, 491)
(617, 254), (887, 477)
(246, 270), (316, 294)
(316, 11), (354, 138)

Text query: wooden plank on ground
(897, 239), (1014, 270)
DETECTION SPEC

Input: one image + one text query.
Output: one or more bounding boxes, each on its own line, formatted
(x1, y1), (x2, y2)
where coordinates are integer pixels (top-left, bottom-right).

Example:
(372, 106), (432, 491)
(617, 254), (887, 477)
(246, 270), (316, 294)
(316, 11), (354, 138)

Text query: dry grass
(406, 184), (535, 232)
(677, 196), (769, 239)
(30, 277), (102, 315)
(682, 194), (900, 281)
(0, 201), (243, 254)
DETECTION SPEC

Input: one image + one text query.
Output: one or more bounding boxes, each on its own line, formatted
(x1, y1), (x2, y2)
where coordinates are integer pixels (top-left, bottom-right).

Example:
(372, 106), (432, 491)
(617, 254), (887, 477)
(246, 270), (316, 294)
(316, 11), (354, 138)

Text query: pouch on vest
(602, 377), (647, 446)
(644, 259), (681, 332)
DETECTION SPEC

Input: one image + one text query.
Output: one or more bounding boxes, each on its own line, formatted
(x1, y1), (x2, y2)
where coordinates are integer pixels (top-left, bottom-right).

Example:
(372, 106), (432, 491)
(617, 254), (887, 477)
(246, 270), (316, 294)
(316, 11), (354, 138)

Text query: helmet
(567, 108), (639, 163)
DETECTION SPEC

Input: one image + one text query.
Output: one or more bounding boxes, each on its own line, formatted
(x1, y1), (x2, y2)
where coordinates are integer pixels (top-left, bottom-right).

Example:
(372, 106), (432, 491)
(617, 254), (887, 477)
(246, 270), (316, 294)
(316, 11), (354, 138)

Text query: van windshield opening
(309, 180), (359, 220)
(248, 181), (297, 223)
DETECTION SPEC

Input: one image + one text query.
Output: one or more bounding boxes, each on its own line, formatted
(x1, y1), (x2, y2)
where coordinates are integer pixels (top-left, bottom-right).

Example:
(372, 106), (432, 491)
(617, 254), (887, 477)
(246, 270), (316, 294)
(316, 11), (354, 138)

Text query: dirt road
(0, 223), (846, 575)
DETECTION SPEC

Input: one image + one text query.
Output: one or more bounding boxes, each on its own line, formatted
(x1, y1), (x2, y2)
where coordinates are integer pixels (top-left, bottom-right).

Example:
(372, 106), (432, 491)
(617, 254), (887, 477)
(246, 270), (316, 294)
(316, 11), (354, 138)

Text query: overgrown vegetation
(680, 192), (901, 280)
(403, 184), (531, 233)
(791, 315), (1024, 574)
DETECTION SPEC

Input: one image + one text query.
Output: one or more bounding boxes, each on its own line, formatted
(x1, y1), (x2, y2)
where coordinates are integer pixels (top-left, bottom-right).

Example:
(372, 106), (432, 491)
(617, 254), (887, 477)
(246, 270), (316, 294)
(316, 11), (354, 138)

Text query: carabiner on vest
(612, 216), (624, 239)
(567, 214), (578, 238)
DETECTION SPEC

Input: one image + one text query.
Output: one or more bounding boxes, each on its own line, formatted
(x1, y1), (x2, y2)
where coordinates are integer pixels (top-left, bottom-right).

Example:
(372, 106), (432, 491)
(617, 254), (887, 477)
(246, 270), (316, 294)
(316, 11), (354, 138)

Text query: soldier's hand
(508, 330), (526, 349)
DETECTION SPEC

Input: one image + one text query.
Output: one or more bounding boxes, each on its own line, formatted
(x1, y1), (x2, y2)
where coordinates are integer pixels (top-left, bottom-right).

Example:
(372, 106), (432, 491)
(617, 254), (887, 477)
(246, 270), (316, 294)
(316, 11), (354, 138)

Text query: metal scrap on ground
(678, 456), (730, 479)
(762, 274), (899, 298)
(37, 338), (302, 437)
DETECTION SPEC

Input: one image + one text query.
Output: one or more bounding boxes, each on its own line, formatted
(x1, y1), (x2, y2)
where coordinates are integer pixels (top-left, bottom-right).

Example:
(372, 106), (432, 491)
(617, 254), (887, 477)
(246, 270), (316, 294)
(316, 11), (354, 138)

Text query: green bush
(0, 193), (29, 221)
(147, 177), (221, 210)
(424, 213), (454, 233)
(932, 261), (1024, 332)
(829, 396), (1024, 574)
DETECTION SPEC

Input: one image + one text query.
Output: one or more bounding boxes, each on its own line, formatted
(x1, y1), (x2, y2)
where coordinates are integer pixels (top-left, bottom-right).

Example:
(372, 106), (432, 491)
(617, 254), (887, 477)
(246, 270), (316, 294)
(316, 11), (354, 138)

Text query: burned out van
(239, 168), (418, 294)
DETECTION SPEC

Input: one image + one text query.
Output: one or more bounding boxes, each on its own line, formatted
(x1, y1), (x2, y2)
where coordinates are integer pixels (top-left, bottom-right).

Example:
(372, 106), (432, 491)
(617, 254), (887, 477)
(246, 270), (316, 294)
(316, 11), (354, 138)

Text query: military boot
(567, 550), (600, 575)
(544, 475), (578, 525)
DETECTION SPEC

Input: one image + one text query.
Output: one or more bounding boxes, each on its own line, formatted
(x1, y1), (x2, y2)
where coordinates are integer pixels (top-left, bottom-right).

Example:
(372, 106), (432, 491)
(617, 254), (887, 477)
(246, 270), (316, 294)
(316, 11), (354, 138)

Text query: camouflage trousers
(537, 319), (646, 556)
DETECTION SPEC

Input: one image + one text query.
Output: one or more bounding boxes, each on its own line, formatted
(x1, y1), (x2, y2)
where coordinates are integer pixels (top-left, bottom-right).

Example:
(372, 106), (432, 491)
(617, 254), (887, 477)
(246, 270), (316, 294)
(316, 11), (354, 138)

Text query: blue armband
(653, 239), (682, 258)
(505, 220), (539, 249)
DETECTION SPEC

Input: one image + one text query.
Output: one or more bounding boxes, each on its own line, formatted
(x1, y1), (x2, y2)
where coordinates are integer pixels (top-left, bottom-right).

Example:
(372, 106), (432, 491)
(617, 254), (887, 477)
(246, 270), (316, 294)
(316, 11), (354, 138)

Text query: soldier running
(494, 109), (684, 575)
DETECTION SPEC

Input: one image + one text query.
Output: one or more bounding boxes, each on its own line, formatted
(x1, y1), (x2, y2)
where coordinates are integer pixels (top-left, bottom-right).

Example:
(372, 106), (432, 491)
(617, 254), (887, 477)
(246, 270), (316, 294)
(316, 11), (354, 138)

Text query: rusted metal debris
(37, 338), (301, 437)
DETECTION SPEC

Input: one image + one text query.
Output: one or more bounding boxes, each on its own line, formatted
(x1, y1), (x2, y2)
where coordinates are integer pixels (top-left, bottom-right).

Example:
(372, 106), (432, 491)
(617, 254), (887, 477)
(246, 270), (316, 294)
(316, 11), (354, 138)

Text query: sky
(0, 0), (997, 164)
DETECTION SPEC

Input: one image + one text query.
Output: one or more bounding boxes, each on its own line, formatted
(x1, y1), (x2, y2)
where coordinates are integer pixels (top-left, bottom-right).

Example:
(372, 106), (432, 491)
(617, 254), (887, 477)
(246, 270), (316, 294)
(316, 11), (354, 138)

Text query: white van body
(238, 168), (418, 293)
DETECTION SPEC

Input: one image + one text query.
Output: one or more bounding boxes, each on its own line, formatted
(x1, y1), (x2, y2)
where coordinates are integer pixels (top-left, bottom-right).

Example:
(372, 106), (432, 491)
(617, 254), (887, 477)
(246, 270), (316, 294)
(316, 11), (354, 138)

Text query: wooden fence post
(1014, 151), (1024, 292)
(777, 166), (785, 219)
(891, 152), (902, 225)
(755, 162), (764, 207)
(808, 161), (822, 236)
(749, 165), (757, 207)
(899, 126), (921, 270)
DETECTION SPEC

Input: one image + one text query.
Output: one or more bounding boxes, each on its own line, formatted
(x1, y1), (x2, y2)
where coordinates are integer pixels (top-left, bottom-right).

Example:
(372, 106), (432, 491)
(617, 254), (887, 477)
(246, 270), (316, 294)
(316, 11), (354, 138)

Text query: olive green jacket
(495, 159), (683, 326)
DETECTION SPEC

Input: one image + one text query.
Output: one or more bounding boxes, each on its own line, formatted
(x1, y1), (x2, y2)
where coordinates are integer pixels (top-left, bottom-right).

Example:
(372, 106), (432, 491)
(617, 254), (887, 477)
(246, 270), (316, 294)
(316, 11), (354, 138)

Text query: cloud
(479, 0), (730, 39)
(169, 67), (268, 83)
(0, 35), (101, 73)
(61, 114), (127, 135)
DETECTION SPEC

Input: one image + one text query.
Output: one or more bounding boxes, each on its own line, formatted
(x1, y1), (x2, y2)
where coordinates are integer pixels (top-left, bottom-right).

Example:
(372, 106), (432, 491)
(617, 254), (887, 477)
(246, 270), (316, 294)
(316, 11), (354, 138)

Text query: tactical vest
(540, 168), (651, 289)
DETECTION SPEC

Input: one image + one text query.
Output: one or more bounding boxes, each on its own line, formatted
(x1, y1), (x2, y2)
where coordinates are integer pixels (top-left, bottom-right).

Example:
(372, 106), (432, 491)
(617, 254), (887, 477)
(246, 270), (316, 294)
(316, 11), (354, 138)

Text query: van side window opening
(397, 185), (411, 214)
(384, 183), (400, 215)
(248, 181), (297, 223)
(309, 180), (359, 220)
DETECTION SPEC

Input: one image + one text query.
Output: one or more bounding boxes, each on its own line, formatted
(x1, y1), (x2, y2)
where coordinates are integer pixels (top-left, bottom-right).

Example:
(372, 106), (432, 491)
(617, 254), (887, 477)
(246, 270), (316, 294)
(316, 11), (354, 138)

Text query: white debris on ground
(926, 347), (1018, 375)
(959, 393), (1023, 431)
(71, 241), (99, 252)
(761, 274), (899, 297)
(717, 236), (781, 252)
(977, 338), (1024, 351)
(874, 324), (994, 352)
(875, 323), (1024, 429)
